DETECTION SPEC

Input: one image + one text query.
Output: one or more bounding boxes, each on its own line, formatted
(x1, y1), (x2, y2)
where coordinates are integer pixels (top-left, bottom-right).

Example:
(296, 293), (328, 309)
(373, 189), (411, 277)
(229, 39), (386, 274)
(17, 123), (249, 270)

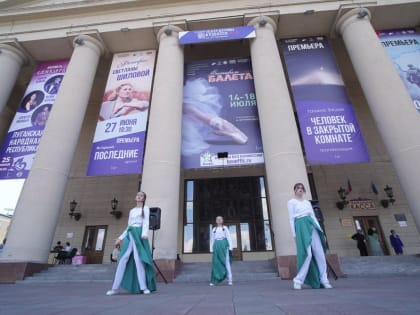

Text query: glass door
(354, 216), (389, 255)
(226, 223), (242, 261)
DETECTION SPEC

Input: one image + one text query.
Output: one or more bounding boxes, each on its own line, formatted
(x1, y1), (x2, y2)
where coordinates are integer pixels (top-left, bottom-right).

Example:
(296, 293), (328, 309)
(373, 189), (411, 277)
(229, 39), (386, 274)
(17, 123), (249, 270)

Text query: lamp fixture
(336, 187), (349, 210)
(69, 200), (82, 221)
(110, 197), (122, 219)
(384, 185), (395, 204)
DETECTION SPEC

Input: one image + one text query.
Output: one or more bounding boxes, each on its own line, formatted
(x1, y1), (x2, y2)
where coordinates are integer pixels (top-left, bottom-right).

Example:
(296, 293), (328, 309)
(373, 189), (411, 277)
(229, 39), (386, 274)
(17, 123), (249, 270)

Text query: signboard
(348, 199), (376, 210)
(378, 28), (420, 113)
(182, 57), (264, 169)
(280, 36), (370, 164)
(86, 50), (156, 176)
(0, 60), (69, 179)
(179, 26), (255, 45)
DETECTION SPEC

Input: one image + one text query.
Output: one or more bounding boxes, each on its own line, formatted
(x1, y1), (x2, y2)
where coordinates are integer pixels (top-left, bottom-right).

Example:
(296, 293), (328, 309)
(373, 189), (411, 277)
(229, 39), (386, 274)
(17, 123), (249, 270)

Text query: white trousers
(294, 228), (329, 285)
(112, 234), (147, 291)
(225, 249), (232, 281)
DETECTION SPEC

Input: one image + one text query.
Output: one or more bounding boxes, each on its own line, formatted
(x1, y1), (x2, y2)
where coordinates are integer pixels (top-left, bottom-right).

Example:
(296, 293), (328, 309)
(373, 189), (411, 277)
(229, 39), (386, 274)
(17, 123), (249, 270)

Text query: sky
(0, 179), (24, 215)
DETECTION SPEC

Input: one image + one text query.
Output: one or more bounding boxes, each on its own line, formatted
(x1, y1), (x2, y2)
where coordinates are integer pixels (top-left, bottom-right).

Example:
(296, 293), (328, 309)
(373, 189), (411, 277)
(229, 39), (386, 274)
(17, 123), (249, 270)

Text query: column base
(274, 254), (344, 280)
(153, 259), (181, 283)
(0, 262), (50, 283)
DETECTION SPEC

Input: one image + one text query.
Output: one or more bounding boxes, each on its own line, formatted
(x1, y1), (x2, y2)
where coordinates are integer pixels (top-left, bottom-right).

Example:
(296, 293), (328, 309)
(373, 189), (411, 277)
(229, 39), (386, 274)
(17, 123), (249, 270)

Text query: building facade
(1, 0), (420, 280)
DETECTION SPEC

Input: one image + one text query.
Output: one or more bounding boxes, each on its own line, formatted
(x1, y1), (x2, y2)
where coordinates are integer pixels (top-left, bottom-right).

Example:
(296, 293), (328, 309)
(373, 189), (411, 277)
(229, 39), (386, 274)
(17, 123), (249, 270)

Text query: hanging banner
(86, 50), (155, 176)
(377, 28), (420, 113)
(280, 36), (370, 164)
(179, 26), (255, 45)
(182, 57), (264, 169)
(0, 60), (68, 179)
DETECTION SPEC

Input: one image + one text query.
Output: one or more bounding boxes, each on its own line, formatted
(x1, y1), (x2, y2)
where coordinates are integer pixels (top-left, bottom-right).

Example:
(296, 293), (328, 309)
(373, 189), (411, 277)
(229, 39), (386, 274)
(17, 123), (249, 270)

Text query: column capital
(0, 43), (29, 66)
(156, 25), (184, 43)
(72, 34), (105, 56)
(336, 7), (372, 36)
(247, 16), (277, 33)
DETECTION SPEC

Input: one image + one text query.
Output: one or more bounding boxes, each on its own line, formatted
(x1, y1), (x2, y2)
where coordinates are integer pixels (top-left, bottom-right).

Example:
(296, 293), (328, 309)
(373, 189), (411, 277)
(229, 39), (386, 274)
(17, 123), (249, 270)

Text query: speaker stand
(151, 228), (168, 284)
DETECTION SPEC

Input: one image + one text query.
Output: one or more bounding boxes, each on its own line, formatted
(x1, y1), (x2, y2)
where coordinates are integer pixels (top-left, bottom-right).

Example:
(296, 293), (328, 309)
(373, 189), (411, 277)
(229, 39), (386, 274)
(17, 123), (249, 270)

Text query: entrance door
(226, 223), (242, 261)
(82, 225), (108, 264)
(353, 216), (389, 255)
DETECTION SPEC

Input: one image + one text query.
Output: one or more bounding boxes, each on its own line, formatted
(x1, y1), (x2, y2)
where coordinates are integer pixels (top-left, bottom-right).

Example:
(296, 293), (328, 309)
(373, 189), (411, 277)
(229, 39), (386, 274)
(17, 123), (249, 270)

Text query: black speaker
(310, 200), (324, 224)
(149, 207), (161, 230)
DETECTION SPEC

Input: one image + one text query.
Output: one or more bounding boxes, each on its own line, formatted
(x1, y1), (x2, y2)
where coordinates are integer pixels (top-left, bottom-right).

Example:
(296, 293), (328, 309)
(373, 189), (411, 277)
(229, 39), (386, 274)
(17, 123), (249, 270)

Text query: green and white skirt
(295, 216), (327, 289)
(210, 239), (232, 284)
(119, 226), (157, 293)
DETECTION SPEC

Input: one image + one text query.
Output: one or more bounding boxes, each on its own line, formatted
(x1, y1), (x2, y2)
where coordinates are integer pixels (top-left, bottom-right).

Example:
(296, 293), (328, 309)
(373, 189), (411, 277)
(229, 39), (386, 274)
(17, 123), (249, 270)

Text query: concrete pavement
(1, 276), (420, 314)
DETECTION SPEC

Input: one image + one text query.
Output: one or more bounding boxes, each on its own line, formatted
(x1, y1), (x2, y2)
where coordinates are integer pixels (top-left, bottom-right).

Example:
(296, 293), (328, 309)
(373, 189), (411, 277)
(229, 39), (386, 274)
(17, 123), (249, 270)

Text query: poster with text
(0, 60), (69, 179)
(378, 28), (420, 113)
(182, 57), (264, 169)
(280, 36), (370, 164)
(86, 50), (155, 176)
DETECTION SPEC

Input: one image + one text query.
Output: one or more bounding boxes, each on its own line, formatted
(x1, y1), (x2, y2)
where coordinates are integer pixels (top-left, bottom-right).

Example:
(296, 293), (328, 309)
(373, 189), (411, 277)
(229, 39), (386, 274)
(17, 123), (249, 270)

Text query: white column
(337, 9), (420, 232)
(248, 17), (311, 257)
(0, 44), (28, 115)
(0, 35), (104, 262)
(140, 26), (184, 261)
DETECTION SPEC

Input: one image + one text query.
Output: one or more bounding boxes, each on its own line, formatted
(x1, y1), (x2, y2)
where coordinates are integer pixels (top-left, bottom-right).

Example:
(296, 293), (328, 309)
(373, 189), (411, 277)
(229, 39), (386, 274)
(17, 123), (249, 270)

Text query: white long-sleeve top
(210, 225), (233, 252)
(118, 206), (150, 240)
(287, 198), (321, 237)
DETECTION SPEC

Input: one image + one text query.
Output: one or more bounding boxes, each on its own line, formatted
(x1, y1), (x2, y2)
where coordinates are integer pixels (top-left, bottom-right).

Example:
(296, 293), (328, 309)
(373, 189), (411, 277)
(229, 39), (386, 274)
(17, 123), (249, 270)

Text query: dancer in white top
(106, 191), (156, 295)
(209, 216), (233, 286)
(288, 183), (332, 290)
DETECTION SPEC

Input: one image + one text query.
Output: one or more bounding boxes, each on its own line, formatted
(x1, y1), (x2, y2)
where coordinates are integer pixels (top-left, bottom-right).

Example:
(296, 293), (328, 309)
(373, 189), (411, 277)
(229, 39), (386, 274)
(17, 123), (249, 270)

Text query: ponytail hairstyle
(139, 191), (147, 218)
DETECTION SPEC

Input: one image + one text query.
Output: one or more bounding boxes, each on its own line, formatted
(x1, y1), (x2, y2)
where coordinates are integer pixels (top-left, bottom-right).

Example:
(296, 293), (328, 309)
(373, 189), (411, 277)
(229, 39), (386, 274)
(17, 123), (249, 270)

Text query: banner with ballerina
(377, 28), (420, 113)
(86, 50), (156, 176)
(182, 57), (264, 169)
(280, 36), (370, 164)
(0, 59), (68, 179)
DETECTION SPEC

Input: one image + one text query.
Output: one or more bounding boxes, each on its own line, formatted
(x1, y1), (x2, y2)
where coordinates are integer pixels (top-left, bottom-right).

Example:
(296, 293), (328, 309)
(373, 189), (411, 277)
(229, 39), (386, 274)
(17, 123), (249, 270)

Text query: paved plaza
(1, 276), (420, 315)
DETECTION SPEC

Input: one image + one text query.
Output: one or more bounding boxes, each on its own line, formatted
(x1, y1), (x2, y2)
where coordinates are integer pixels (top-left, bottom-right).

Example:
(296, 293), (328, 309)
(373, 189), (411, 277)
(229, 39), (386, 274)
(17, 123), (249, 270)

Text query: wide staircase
(174, 260), (279, 283)
(17, 264), (117, 284)
(17, 259), (279, 284)
(16, 255), (420, 284)
(339, 255), (420, 277)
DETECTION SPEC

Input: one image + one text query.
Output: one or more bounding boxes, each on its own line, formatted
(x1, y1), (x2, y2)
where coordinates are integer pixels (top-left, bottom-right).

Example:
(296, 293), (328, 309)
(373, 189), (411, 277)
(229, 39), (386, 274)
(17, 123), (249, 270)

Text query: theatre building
(1, 0), (420, 282)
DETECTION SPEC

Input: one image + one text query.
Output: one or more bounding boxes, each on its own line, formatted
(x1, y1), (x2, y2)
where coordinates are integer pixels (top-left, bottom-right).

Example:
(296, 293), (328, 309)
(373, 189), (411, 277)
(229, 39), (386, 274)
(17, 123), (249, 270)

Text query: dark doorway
(82, 225), (108, 264)
(183, 176), (274, 259)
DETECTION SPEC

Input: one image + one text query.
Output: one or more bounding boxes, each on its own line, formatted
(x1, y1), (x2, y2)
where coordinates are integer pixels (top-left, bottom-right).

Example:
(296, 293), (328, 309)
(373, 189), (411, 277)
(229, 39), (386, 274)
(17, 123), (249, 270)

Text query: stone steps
(18, 260), (279, 284)
(340, 255), (420, 277)
(173, 260), (279, 283)
(18, 256), (420, 284)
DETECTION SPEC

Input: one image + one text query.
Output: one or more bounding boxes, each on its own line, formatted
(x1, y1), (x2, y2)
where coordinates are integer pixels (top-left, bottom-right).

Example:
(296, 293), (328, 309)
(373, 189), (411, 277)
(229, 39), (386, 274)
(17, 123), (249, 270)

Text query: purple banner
(280, 36), (369, 164)
(377, 28), (420, 113)
(86, 50), (156, 176)
(182, 57), (264, 169)
(179, 26), (255, 45)
(0, 60), (69, 179)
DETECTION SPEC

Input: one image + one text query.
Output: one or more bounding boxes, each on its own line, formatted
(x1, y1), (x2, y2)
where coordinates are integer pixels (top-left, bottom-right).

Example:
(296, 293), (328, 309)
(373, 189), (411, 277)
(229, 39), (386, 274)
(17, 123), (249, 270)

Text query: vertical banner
(280, 36), (370, 164)
(378, 28), (420, 113)
(182, 57), (264, 169)
(0, 60), (69, 179)
(87, 50), (156, 176)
